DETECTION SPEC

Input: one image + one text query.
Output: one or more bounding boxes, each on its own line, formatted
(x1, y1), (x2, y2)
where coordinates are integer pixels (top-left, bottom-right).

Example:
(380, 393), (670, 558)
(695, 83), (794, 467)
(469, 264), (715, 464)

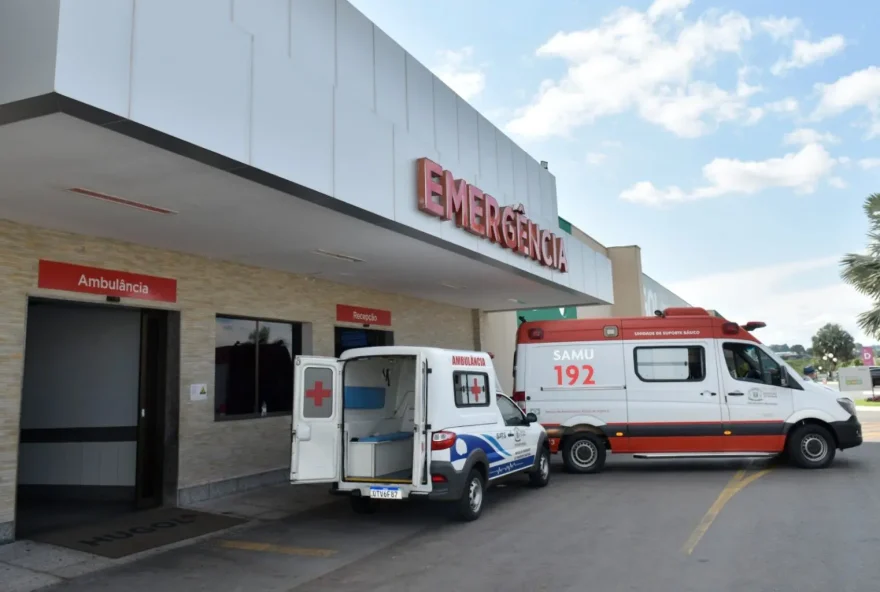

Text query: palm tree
(841, 193), (880, 337)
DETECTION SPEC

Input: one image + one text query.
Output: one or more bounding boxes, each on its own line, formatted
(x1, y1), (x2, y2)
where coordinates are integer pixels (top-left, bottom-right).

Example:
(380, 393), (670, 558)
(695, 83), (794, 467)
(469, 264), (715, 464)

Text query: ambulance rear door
(290, 355), (343, 484)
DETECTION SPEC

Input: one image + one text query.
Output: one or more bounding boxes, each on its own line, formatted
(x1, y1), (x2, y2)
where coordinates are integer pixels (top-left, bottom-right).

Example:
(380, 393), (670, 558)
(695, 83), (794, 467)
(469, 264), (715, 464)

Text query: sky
(349, 0), (879, 347)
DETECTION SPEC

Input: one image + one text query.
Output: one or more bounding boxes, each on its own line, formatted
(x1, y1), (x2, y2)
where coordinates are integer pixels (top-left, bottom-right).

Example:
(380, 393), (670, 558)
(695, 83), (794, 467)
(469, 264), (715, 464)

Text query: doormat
(29, 507), (247, 559)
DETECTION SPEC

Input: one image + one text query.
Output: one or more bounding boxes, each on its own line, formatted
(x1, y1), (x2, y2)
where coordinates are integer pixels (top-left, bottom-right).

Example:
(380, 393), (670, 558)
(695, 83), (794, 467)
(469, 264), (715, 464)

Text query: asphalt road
(46, 429), (880, 592)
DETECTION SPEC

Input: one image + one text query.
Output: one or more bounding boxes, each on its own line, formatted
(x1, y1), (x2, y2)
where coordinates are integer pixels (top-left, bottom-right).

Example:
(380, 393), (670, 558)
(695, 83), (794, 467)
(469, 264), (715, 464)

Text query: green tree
(811, 323), (856, 366)
(841, 193), (880, 337)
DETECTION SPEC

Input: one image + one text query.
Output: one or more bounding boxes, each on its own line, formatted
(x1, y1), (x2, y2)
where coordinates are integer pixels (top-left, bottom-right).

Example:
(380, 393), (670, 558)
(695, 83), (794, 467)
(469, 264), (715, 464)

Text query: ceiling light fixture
(66, 187), (178, 215)
(440, 282), (462, 290)
(312, 249), (365, 263)
(508, 298), (526, 304)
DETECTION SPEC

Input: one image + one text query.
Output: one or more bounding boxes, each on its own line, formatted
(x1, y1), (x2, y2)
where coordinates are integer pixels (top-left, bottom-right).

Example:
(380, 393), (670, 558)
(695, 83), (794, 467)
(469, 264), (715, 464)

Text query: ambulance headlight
(837, 398), (857, 418)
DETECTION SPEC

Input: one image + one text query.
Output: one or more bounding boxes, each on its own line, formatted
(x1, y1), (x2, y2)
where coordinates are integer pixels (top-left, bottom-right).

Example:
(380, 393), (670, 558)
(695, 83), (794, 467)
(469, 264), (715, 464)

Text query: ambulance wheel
(455, 469), (485, 522)
(562, 433), (605, 474)
(529, 447), (552, 487)
(350, 495), (378, 515)
(787, 424), (836, 469)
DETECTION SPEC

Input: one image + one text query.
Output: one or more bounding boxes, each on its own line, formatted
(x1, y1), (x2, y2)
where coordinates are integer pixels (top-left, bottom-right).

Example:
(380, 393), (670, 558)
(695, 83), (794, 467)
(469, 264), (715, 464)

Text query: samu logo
(514, 428), (526, 443)
(748, 388), (763, 402)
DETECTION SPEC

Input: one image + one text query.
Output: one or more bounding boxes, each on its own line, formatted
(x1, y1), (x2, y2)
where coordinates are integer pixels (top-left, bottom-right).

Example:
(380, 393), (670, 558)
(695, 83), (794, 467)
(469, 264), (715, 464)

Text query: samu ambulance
(513, 307), (862, 473)
(290, 346), (550, 521)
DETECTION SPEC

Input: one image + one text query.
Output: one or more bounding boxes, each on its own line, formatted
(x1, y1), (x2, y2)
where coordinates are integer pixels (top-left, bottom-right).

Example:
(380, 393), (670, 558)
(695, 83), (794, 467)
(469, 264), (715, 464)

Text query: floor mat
(29, 506), (247, 559)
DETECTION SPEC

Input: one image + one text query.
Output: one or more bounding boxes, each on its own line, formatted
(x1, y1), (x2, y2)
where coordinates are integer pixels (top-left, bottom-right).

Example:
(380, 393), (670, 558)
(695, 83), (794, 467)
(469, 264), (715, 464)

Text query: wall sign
(416, 157), (568, 273)
(336, 304), (391, 326)
(37, 260), (178, 303)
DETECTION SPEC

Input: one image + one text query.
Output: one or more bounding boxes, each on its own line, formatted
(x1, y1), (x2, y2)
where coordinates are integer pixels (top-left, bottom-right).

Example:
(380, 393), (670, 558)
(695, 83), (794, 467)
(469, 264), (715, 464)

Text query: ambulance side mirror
(525, 412), (538, 424)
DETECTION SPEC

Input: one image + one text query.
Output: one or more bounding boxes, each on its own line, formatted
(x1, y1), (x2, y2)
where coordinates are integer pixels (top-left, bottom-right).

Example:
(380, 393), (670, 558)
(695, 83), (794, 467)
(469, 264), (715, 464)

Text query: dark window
(453, 371), (490, 408)
(634, 346), (706, 382)
(723, 343), (785, 387)
(215, 316), (301, 420)
(497, 394), (526, 426)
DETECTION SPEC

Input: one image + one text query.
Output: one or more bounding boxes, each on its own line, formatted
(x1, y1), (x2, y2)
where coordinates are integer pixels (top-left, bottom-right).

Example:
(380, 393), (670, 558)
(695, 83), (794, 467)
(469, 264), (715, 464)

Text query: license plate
(369, 486), (402, 500)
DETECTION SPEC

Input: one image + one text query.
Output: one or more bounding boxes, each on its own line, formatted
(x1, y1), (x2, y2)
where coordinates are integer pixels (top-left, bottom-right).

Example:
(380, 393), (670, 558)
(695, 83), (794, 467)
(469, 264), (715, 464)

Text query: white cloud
(586, 152), (607, 165)
(758, 16), (802, 41)
(859, 158), (880, 170)
(668, 256), (873, 346)
(783, 128), (840, 146)
(620, 143), (837, 206)
(602, 140), (624, 148)
(772, 35), (846, 75)
(432, 47), (486, 101)
(813, 66), (880, 137)
(829, 176), (848, 189)
(505, 1), (757, 140)
(764, 97), (800, 113)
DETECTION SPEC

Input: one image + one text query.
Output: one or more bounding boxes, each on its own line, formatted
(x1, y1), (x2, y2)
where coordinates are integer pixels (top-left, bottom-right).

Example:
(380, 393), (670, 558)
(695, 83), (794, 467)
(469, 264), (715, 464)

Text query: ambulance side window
(723, 343), (784, 387)
(634, 346), (705, 382)
(453, 371), (490, 408)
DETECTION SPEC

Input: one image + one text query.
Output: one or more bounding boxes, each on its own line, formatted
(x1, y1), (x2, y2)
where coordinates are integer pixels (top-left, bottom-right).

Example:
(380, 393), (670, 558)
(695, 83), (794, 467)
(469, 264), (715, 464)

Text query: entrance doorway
(15, 299), (177, 538)
(334, 326), (394, 357)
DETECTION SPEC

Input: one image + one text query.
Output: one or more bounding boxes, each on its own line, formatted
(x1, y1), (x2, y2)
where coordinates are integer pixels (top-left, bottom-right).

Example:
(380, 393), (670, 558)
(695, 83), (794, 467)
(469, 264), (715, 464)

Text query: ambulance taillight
(512, 391), (527, 412)
(527, 328), (544, 340)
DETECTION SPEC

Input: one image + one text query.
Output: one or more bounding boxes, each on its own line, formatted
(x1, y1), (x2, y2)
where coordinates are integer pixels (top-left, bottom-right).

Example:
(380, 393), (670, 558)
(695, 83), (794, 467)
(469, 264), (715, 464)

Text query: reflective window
(302, 367), (334, 419)
(634, 346), (706, 382)
(215, 316), (301, 420)
(453, 371), (490, 407)
(497, 394), (525, 426)
(723, 343), (784, 387)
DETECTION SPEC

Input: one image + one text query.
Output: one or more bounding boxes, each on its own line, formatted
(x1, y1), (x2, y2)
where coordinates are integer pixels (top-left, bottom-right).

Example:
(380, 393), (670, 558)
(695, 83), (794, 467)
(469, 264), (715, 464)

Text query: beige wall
(606, 245), (645, 317)
(0, 219), (479, 529)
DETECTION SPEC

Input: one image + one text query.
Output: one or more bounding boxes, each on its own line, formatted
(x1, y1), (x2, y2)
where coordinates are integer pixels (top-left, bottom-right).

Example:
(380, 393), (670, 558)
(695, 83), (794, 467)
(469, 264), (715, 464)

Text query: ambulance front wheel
(787, 424), (836, 469)
(562, 433), (606, 474)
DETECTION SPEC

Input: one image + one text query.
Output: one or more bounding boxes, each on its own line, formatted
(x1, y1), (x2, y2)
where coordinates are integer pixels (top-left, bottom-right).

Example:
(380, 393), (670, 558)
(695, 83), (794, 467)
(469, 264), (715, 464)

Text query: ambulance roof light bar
(742, 321), (767, 332)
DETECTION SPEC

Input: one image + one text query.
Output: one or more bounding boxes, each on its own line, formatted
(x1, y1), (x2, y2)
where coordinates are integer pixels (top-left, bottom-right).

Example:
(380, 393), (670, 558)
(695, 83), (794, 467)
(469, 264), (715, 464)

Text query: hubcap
(571, 440), (597, 468)
(801, 434), (828, 462)
(540, 453), (550, 479)
(468, 477), (483, 512)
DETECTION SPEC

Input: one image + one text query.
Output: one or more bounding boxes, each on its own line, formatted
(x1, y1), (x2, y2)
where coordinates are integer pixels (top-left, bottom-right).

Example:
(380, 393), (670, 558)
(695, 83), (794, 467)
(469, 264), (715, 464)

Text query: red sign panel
(416, 157), (569, 273)
(336, 304), (391, 326)
(37, 260), (178, 303)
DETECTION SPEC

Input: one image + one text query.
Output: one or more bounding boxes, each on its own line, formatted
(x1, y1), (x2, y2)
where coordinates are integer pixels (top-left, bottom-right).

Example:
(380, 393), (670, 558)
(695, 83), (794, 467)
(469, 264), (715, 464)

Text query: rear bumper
(426, 461), (466, 501)
(830, 416), (863, 450)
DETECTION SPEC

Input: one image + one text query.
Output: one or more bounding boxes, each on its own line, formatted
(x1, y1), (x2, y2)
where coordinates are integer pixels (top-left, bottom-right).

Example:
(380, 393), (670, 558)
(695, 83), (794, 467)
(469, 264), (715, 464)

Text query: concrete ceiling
(0, 113), (602, 311)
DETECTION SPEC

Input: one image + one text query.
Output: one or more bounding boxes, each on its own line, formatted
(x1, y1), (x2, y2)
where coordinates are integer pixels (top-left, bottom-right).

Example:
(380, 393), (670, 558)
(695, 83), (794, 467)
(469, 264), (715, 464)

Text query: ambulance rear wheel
(562, 434), (605, 474)
(454, 469), (485, 522)
(350, 495), (378, 515)
(787, 424), (836, 469)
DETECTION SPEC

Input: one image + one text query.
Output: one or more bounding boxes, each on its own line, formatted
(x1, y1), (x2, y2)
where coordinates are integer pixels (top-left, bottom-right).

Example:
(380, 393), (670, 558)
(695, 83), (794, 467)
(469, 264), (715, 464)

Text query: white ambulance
(290, 346), (551, 521)
(513, 307), (862, 472)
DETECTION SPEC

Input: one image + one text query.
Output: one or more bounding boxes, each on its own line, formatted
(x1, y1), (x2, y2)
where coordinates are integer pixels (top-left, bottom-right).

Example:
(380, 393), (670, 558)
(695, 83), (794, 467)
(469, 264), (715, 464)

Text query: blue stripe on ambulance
(450, 434), (532, 478)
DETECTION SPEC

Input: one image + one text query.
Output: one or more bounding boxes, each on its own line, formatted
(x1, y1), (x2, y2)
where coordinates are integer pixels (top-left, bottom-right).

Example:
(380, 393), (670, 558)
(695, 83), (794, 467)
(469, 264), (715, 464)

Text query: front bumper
(830, 415), (863, 450)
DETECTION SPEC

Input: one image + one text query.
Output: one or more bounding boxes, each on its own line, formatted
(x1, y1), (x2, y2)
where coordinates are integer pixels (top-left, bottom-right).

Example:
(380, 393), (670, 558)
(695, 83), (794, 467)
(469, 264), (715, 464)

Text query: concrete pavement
(11, 436), (879, 592)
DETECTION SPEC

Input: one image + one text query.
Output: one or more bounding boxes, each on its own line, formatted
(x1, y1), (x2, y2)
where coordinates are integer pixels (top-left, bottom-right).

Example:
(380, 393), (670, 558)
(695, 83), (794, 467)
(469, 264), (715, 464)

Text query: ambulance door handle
(728, 391), (744, 397)
(701, 391), (716, 397)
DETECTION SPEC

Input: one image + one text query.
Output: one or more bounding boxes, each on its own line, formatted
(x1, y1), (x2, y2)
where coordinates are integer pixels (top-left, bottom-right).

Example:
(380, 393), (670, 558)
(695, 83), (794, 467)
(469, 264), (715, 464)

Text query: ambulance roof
(339, 346), (492, 361)
(516, 307), (764, 345)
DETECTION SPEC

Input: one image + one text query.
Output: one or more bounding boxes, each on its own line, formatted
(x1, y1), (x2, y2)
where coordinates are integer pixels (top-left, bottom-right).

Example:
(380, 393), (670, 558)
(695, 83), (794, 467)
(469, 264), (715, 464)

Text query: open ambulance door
(290, 355), (343, 484)
(411, 353), (431, 491)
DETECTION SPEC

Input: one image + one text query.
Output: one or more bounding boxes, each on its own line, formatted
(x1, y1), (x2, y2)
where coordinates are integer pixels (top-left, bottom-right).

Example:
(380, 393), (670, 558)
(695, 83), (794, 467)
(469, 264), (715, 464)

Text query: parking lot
(3, 415), (879, 592)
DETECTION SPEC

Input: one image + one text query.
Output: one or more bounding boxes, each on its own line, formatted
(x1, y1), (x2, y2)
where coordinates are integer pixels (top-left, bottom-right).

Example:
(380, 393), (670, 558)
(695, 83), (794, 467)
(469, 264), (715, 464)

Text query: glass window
(497, 394), (525, 426)
(302, 367), (334, 419)
(215, 316), (301, 420)
(723, 343), (784, 387)
(634, 346), (705, 382)
(453, 371), (490, 408)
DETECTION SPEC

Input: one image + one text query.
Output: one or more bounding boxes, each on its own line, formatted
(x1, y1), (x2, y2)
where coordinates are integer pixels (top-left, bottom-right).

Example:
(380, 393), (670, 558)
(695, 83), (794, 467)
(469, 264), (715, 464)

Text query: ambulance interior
(342, 355), (419, 483)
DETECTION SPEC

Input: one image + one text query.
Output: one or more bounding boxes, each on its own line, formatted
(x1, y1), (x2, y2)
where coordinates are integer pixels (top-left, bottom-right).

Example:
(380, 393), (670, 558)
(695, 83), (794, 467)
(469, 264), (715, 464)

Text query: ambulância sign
(416, 158), (568, 273)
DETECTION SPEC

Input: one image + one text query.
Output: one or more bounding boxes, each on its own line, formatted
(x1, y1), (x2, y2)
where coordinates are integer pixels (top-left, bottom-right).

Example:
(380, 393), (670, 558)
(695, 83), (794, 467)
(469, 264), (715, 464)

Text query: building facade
(485, 218), (690, 394)
(0, 0), (618, 543)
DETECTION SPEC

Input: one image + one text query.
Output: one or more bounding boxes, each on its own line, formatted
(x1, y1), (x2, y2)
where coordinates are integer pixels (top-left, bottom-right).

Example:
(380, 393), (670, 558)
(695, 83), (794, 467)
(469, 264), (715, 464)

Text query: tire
(350, 495), (378, 515)
(562, 433), (606, 474)
(787, 424), (836, 469)
(529, 447), (551, 488)
(454, 469), (485, 522)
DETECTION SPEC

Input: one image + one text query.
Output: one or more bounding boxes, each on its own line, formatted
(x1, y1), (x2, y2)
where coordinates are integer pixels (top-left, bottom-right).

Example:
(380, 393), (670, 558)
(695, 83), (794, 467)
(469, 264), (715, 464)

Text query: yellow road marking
(681, 466), (772, 556)
(218, 540), (337, 557)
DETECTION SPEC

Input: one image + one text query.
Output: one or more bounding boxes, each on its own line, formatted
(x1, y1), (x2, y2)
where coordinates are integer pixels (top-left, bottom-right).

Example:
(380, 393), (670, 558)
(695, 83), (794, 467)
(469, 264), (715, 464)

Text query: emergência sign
(416, 158), (569, 273)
